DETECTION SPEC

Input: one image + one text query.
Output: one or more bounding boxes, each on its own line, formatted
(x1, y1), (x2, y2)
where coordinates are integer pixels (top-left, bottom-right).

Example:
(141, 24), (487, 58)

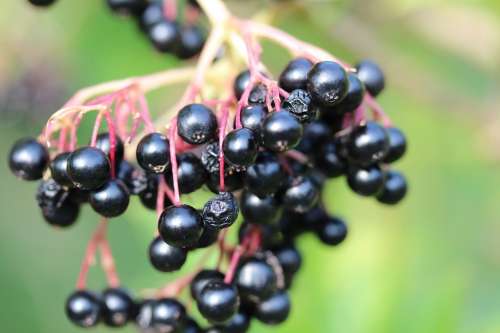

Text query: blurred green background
(1, 0), (500, 332)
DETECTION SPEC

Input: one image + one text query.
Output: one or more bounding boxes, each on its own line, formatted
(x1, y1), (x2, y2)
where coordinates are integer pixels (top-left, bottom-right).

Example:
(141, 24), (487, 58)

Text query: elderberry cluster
(27, 0), (206, 60)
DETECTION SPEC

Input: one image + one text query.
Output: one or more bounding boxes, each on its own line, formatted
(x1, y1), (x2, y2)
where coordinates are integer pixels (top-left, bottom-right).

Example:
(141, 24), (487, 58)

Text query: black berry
(158, 205), (204, 248)
(65, 290), (101, 328)
(254, 291), (290, 325)
(202, 192), (239, 230)
(149, 236), (187, 272)
(235, 258), (278, 303)
(101, 288), (135, 327)
(355, 59), (385, 97)
(9, 137), (49, 181)
(282, 89), (316, 123)
(240, 190), (282, 225)
(95, 132), (125, 163)
(151, 298), (186, 333)
(330, 72), (365, 114)
(282, 176), (319, 213)
(346, 165), (385, 196)
(223, 128), (259, 167)
(197, 280), (240, 323)
(244, 152), (285, 197)
(136, 132), (170, 173)
(177, 104), (217, 145)
(149, 19), (180, 53)
(67, 147), (111, 190)
(279, 57), (313, 92)
(261, 111), (303, 152)
(317, 216), (348, 246)
(49, 152), (73, 187)
(240, 104), (267, 135)
(307, 61), (349, 107)
(376, 170), (407, 205)
(89, 179), (130, 218)
(176, 25), (205, 59)
(346, 121), (389, 166)
(190, 269), (225, 301)
(383, 127), (407, 163)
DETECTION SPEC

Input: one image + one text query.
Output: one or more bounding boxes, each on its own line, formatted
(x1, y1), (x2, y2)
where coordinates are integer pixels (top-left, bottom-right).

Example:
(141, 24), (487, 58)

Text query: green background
(1, 0), (500, 332)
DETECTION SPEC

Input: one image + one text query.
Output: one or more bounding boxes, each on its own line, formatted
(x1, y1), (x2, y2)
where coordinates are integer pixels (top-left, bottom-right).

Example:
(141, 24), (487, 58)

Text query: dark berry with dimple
(138, 173), (172, 210)
(9, 137), (49, 181)
(254, 291), (290, 325)
(296, 120), (331, 156)
(50, 152), (73, 187)
(240, 104), (267, 135)
(316, 139), (346, 178)
(383, 127), (407, 163)
(317, 216), (348, 246)
(190, 269), (225, 301)
(67, 147), (111, 190)
(282, 176), (319, 213)
(149, 236), (187, 272)
(197, 280), (240, 324)
(234, 70), (251, 100)
(65, 290), (101, 328)
(151, 298), (186, 333)
(307, 61), (349, 107)
(37, 179), (80, 227)
(166, 153), (207, 194)
(240, 191), (282, 225)
(248, 84), (267, 105)
(192, 226), (219, 249)
(89, 179), (130, 218)
(235, 258), (278, 303)
(279, 57), (313, 92)
(101, 288), (135, 327)
(206, 169), (245, 194)
(149, 19), (180, 53)
(355, 59), (385, 97)
(223, 128), (259, 167)
(176, 25), (205, 59)
(177, 104), (217, 145)
(282, 89), (316, 123)
(377, 170), (407, 205)
(136, 132), (170, 174)
(274, 245), (302, 288)
(158, 205), (204, 248)
(330, 72), (365, 114)
(347, 165), (385, 196)
(261, 111), (303, 152)
(95, 132), (124, 163)
(244, 152), (285, 197)
(202, 192), (239, 230)
(346, 121), (389, 166)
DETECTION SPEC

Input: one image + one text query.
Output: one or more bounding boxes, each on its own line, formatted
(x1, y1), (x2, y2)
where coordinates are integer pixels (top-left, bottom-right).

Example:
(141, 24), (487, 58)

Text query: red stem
(163, 0), (177, 21)
(76, 220), (108, 290)
(218, 104), (230, 191)
(103, 111), (117, 179)
(100, 236), (121, 288)
(168, 118), (181, 206)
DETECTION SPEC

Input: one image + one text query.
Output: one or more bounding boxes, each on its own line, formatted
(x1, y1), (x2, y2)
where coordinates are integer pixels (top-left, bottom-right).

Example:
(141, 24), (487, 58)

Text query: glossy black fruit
(234, 70), (251, 100)
(95, 132), (125, 163)
(192, 226), (219, 249)
(248, 84), (267, 105)
(346, 121), (389, 166)
(347, 165), (385, 196)
(183, 317), (203, 333)
(158, 205), (204, 248)
(176, 25), (205, 59)
(274, 245), (302, 287)
(240, 104), (267, 135)
(190, 269), (225, 301)
(136, 132), (170, 174)
(307, 61), (349, 107)
(65, 290), (101, 328)
(140, 1), (163, 30)
(383, 127), (407, 163)
(240, 191), (282, 225)
(202, 192), (239, 230)
(138, 173), (172, 210)
(235, 258), (278, 303)
(282, 89), (316, 123)
(49, 152), (73, 187)
(376, 170), (407, 205)
(177, 104), (217, 145)
(317, 216), (348, 246)
(197, 280), (240, 323)
(355, 59), (385, 97)
(316, 139), (346, 178)
(37, 179), (80, 227)
(89, 179), (130, 218)
(166, 153), (207, 194)
(244, 152), (285, 197)
(296, 120), (331, 156)
(214, 311), (251, 333)
(101, 288), (135, 327)
(9, 137), (49, 181)
(261, 111), (303, 152)
(67, 147), (111, 190)
(149, 19), (180, 53)
(223, 128), (259, 167)
(151, 298), (186, 333)
(282, 176), (319, 213)
(254, 291), (290, 325)
(149, 236), (187, 272)
(279, 57), (313, 92)
(331, 72), (365, 114)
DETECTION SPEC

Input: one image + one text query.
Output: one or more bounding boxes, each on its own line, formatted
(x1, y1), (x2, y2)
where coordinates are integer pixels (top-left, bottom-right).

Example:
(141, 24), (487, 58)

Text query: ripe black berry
(296, 119), (331, 156)
(50, 152), (73, 187)
(149, 19), (180, 53)
(214, 311), (251, 333)
(240, 104), (267, 135)
(355, 59), (385, 97)
(149, 236), (187, 272)
(282, 176), (319, 213)
(101, 288), (135, 327)
(254, 291), (290, 325)
(9, 137), (49, 181)
(316, 139), (346, 178)
(158, 205), (204, 248)
(65, 290), (101, 328)
(234, 70), (251, 100)
(307, 61), (349, 107)
(330, 72), (365, 114)
(28, 0), (57, 6)
(223, 128), (259, 167)
(138, 173), (171, 210)
(67, 147), (111, 190)
(248, 84), (267, 105)
(273, 245), (302, 288)
(244, 152), (285, 197)
(346, 121), (389, 166)
(136, 132), (170, 174)
(177, 104), (217, 145)
(240, 190), (282, 225)
(89, 179), (130, 218)
(346, 165), (385, 196)
(140, 1), (163, 30)
(383, 127), (407, 163)
(192, 226), (220, 249)
(176, 25), (205, 59)
(282, 89), (316, 123)
(261, 111), (303, 152)
(317, 216), (348, 246)
(151, 298), (186, 332)
(202, 192), (239, 230)
(37, 179), (80, 227)
(235, 258), (278, 303)
(190, 269), (225, 301)
(197, 280), (240, 323)
(376, 170), (407, 205)
(279, 57), (313, 92)
(166, 153), (207, 194)
(95, 132), (125, 163)
(183, 317), (203, 333)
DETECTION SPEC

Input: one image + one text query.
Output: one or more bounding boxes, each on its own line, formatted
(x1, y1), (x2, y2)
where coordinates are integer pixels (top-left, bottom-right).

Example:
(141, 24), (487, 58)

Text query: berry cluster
(11, 0), (408, 332)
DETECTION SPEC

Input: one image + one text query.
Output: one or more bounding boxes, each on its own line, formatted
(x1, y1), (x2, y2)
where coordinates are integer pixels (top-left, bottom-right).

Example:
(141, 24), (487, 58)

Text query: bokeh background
(1, 0), (500, 332)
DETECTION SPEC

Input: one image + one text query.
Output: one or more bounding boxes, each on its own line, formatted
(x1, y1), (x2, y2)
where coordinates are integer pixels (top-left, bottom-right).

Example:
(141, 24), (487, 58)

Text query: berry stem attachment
(168, 118), (181, 206)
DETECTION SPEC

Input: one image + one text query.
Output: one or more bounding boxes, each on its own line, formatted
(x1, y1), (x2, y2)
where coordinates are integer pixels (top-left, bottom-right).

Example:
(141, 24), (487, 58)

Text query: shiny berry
(254, 291), (290, 325)
(223, 128), (259, 167)
(166, 153), (207, 194)
(117, 160), (147, 195)
(235, 258), (278, 303)
(151, 298), (186, 332)
(197, 280), (240, 324)
(316, 139), (346, 178)
(346, 121), (389, 166)
(262, 111), (303, 152)
(214, 311), (251, 333)
(67, 147), (111, 190)
(50, 152), (73, 187)
(37, 179), (80, 227)
(244, 152), (285, 197)
(136, 132), (170, 174)
(135, 300), (155, 330)
(8, 137), (49, 181)
(101, 288), (135, 327)
(176, 25), (205, 59)
(331, 72), (365, 114)
(274, 245), (301, 282)
(355, 59), (385, 97)
(234, 70), (251, 100)
(317, 216), (348, 246)
(158, 205), (203, 248)
(383, 127), (407, 163)
(240, 104), (267, 135)
(138, 173), (171, 210)
(248, 84), (267, 105)
(307, 61), (349, 107)
(177, 104), (217, 145)
(296, 120), (331, 155)
(89, 179), (130, 218)
(149, 236), (187, 272)
(184, 317), (203, 333)
(206, 169), (245, 194)
(190, 269), (225, 301)
(148, 19), (180, 53)
(95, 132), (124, 163)
(282, 89), (316, 123)
(282, 176), (319, 213)
(192, 226), (220, 249)
(377, 170), (407, 205)
(240, 191), (282, 225)
(140, 1), (163, 30)
(202, 192), (239, 230)
(28, 0), (57, 6)
(65, 290), (101, 328)
(347, 165), (385, 196)
(279, 57), (313, 92)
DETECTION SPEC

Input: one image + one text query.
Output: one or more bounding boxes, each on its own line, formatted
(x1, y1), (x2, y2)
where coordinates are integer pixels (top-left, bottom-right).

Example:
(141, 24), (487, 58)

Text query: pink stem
(157, 175), (167, 218)
(136, 93), (156, 133)
(90, 111), (104, 147)
(100, 236), (121, 288)
(168, 118), (181, 206)
(103, 111), (117, 178)
(163, 0), (177, 21)
(76, 220), (108, 290)
(224, 235), (252, 284)
(218, 104), (230, 191)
